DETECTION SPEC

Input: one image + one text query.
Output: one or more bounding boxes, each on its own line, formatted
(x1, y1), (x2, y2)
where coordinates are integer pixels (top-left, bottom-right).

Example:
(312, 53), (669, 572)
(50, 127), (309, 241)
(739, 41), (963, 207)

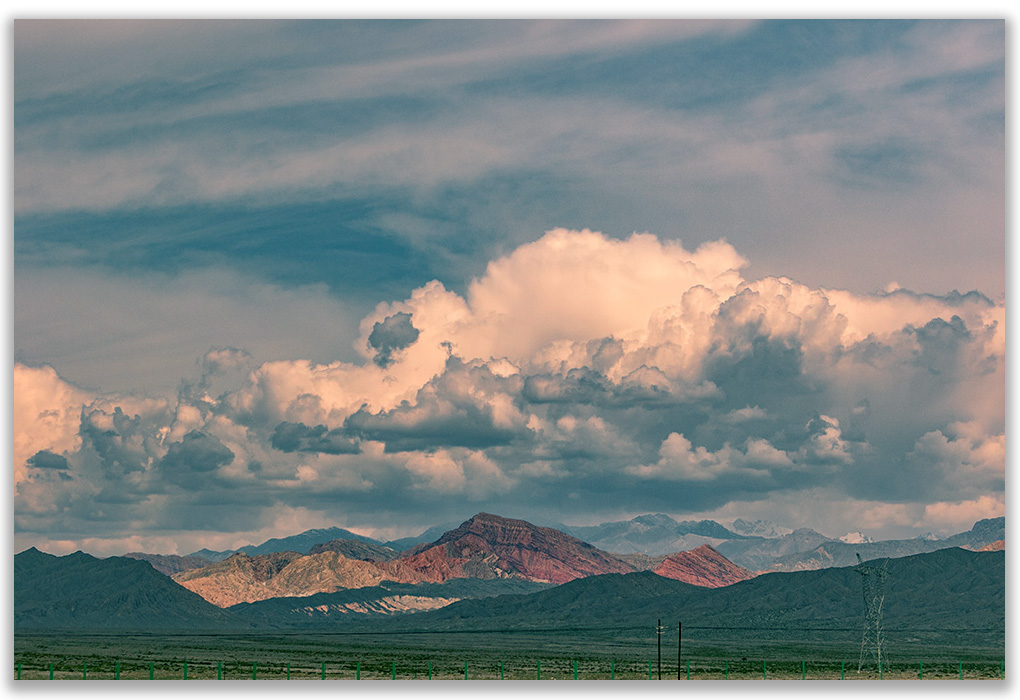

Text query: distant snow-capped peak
(838, 532), (873, 544)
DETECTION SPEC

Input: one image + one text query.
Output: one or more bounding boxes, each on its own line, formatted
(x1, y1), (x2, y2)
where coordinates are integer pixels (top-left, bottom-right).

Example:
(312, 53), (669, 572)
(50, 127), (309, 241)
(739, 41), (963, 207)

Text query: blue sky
(12, 19), (1005, 554)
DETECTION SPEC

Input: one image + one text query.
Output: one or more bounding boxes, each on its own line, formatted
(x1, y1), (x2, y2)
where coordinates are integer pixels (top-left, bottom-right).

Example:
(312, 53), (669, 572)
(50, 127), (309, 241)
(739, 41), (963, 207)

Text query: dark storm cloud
(159, 430), (235, 476)
(26, 450), (69, 470)
(270, 421), (360, 455)
(368, 312), (421, 367)
(79, 407), (152, 477)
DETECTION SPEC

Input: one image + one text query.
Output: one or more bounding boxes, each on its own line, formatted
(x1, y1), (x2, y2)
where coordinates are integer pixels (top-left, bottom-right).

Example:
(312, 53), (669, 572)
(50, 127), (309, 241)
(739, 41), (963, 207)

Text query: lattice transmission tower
(855, 553), (889, 673)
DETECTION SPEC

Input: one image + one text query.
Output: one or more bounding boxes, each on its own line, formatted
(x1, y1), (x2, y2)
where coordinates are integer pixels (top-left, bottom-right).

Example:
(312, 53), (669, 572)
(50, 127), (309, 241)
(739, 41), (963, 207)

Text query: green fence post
(1000, 660), (1003, 680)
(17, 663), (21, 681)
(428, 661), (432, 680)
(763, 660), (766, 680)
(725, 661), (728, 680)
(959, 661), (963, 680)
(919, 661), (922, 680)
(321, 662), (324, 680)
(574, 660), (577, 680)
(801, 660), (805, 680)
(538, 660), (541, 680)
(465, 661), (468, 680)
(392, 661), (396, 680)
(356, 661), (360, 680)
(842, 660), (845, 680)
(184, 661), (188, 680)
(116, 662), (120, 680)
(611, 660), (614, 680)
(49, 663), (54, 680)
(686, 659), (690, 680)
(218, 661), (222, 680)
(499, 661), (502, 680)
(83, 662), (87, 680)
(286, 663), (290, 680)
(648, 660), (652, 680)
(149, 662), (154, 680)
(880, 659), (883, 680)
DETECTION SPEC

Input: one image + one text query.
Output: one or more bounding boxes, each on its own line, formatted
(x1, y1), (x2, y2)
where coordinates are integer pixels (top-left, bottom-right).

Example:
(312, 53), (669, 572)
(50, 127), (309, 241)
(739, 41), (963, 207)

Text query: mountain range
(171, 514), (653, 607)
(164, 513), (1003, 576)
(13, 512), (1003, 640)
(362, 547), (1003, 638)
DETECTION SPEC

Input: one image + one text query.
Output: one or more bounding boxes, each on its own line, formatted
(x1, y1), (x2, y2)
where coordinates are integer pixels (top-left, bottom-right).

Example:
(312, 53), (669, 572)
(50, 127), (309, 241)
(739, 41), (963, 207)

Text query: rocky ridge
(652, 544), (754, 587)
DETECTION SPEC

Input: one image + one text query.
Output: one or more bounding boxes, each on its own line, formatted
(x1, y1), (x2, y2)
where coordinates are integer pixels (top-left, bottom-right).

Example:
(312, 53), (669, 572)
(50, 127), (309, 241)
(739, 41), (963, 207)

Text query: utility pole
(656, 619), (664, 680)
(677, 621), (682, 680)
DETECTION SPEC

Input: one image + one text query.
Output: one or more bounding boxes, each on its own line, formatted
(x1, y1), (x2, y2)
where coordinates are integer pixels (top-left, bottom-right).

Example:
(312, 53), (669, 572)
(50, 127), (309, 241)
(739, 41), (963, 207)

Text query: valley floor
(14, 628), (1004, 681)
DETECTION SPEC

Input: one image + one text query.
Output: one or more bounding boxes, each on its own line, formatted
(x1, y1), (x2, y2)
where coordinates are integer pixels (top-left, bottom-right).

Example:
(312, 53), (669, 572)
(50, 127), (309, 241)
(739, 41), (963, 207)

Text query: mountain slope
(239, 527), (383, 556)
(385, 513), (636, 584)
(230, 578), (554, 626)
(567, 514), (743, 555)
(123, 552), (212, 575)
(362, 547), (1003, 634)
(171, 550), (392, 607)
(652, 545), (754, 587)
(309, 538), (398, 561)
(762, 517), (1006, 572)
(15, 548), (242, 630)
(715, 528), (833, 570)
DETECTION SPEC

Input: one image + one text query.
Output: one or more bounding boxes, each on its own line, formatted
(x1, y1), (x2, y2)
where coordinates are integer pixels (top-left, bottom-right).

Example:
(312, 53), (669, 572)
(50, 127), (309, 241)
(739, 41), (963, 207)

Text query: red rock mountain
(978, 540), (1005, 552)
(652, 544), (754, 587)
(381, 513), (637, 584)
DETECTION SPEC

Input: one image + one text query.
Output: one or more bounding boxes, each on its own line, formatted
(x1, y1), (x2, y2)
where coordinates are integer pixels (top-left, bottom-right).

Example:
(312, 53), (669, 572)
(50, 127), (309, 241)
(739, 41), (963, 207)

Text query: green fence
(13, 658), (1005, 680)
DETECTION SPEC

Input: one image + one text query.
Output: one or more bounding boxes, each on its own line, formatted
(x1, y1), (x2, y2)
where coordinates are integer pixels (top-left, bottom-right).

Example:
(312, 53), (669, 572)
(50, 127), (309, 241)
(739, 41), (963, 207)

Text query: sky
(10, 18), (1006, 556)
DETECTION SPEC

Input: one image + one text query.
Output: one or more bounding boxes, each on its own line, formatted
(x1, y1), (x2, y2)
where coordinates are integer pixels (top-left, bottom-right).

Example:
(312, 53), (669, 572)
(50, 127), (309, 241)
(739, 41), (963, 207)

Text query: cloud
(270, 421), (360, 455)
(14, 265), (360, 395)
(12, 228), (1005, 547)
(368, 312), (421, 367)
(26, 450), (70, 471)
(159, 430), (235, 480)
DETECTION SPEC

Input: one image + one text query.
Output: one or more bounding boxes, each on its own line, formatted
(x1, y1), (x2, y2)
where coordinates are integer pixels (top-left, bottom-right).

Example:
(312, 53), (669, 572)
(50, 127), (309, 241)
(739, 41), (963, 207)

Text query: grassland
(14, 626), (1004, 681)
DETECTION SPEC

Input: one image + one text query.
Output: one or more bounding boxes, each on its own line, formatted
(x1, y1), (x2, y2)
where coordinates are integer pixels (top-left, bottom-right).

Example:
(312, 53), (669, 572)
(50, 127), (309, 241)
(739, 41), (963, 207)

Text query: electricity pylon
(855, 553), (889, 673)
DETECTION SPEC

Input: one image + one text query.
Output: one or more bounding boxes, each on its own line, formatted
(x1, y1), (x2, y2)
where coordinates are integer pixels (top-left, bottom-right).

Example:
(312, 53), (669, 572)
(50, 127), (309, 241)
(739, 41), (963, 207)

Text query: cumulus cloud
(12, 229), (1005, 547)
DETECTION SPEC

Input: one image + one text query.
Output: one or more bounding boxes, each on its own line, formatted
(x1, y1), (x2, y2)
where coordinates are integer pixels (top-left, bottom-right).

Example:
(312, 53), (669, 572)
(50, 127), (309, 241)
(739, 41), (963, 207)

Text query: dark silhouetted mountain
(14, 548), (242, 630)
(362, 547), (1003, 635)
(565, 513), (744, 555)
(123, 552), (213, 576)
(386, 513), (636, 584)
(308, 538), (398, 561)
(652, 545), (754, 587)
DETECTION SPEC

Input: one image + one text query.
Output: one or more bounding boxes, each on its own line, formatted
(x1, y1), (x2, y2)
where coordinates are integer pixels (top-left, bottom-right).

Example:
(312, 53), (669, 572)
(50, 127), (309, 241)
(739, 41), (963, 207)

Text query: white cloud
(13, 364), (93, 489)
(12, 229), (1005, 548)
